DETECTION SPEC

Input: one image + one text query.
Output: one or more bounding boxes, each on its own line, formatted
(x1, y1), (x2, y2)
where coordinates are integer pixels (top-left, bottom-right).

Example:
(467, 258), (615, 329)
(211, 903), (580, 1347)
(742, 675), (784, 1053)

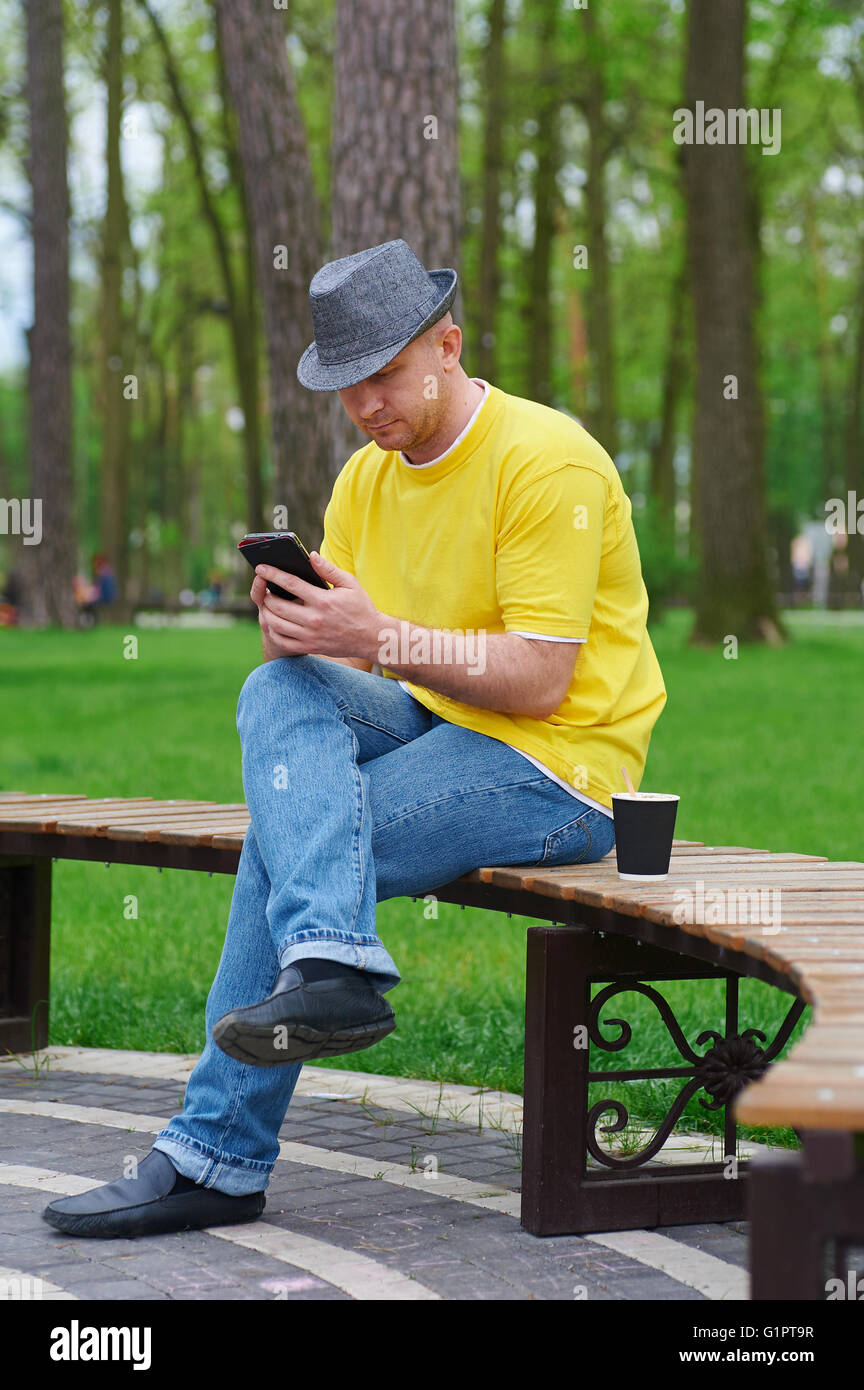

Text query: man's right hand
(250, 572), (284, 662)
(250, 572), (373, 670)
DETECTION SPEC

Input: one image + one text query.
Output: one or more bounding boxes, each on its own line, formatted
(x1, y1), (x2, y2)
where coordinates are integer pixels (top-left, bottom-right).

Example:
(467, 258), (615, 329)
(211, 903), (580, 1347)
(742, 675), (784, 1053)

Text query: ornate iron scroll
(585, 980), (806, 1170)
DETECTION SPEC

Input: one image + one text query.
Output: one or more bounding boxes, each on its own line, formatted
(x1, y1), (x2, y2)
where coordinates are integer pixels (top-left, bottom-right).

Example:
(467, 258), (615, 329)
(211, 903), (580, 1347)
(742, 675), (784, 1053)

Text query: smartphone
(237, 532), (330, 602)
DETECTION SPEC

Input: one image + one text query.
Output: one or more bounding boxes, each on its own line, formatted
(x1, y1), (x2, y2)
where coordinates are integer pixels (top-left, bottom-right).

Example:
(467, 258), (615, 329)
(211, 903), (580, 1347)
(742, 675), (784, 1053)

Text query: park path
(0, 1047), (759, 1301)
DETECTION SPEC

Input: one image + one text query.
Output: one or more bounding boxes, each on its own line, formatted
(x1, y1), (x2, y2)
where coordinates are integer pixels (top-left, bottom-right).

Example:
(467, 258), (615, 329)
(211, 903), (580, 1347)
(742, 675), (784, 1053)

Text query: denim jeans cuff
(153, 1133), (272, 1195)
(278, 939), (401, 995)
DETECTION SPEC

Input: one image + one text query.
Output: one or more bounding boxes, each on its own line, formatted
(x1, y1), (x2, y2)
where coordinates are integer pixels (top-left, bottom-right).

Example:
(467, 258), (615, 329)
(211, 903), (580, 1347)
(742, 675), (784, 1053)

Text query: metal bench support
(521, 922), (803, 1236)
(748, 1136), (864, 1300)
(0, 855), (52, 1054)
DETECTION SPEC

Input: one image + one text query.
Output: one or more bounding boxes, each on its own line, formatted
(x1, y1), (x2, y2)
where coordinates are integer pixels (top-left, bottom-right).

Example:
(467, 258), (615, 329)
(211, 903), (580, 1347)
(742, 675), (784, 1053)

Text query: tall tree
(135, 0), (265, 535)
(572, 2), (619, 454)
(802, 189), (839, 505)
(476, 0), (508, 384)
(216, 0), (330, 540)
(681, 0), (783, 643)
(97, 0), (135, 618)
(838, 50), (864, 602)
(649, 250), (690, 548)
(523, 0), (563, 407)
(330, 0), (461, 291)
(561, 4), (659, 452)
(840, 243), (864, 602)
(329, 0), (463, 469)
(19, 0), (78, 628)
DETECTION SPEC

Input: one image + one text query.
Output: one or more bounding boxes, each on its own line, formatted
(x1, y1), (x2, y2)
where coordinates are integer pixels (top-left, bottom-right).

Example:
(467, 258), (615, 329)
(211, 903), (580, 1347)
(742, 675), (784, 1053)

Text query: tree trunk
(214, 14), (264, 534)
(803, 190), (841, 503)
(97, 0), (135, 622)
(578, 3), (617, 458)
(841, 247), (864, 602)
(216, 0), (331, 542)
(19, 0), (78, 629)
(476, 0), (508, 384)
(136, 0), (265, 536)
(681, 0), (783, 644)
(329, 0), (463, 481)
(649, 254), (689, 544)
(524, 0), (562, 407)
(839, 57), (864, 604)
(568, 283), (589, 419)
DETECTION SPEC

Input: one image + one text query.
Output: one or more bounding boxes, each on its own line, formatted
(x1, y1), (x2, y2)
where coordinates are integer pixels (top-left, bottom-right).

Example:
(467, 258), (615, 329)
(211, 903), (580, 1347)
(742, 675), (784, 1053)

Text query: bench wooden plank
(157, 823), (253, 846)
(0, 793), (91, 803)
(763, 948), (864, 966)
(51, 800), (223, 817)
(637, 907), (864, 938)
(762, 1062), (864, 1081)
(791, 1047), (864, 1065)
(737, 1082), (864, 1129)
(106, 814), (252, 843)
(53, 803), (232, 835)
(708, 927), (864, 947)
(0, 797), (158, 813)
(666, 845), (827, 856)
(0, 799), (161, 831)
(699, 918), (860, 945)
(475, 866), (864, 901)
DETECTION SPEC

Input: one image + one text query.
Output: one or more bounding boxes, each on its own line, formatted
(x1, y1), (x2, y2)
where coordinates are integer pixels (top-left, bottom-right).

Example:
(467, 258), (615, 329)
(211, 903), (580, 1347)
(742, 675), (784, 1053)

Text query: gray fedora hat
(296, 238), (458, 392)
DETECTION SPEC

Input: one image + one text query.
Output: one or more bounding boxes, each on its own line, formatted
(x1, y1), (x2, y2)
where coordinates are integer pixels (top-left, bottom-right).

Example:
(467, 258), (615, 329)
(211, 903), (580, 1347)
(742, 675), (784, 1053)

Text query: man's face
(337, 316), (458, 455)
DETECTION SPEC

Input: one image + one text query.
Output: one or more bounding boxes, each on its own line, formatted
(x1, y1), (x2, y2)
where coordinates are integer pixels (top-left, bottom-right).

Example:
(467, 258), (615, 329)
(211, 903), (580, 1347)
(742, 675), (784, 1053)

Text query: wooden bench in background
(1, 791), (862, 1300)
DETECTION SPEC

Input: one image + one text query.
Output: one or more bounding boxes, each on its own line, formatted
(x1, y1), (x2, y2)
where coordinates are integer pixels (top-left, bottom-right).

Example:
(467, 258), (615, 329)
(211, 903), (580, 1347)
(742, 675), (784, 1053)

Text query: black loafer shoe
(42, 1149), (266, 1239)
(212, 964), (396, 1066)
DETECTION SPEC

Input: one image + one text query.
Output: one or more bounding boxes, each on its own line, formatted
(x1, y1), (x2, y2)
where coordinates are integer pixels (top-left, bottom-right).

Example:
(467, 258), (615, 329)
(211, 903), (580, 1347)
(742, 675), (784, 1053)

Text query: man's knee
(236, 656), (314, 732)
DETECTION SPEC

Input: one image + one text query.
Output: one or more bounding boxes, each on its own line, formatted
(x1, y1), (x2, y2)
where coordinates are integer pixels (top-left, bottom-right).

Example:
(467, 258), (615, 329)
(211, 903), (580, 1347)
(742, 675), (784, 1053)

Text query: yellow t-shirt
(319, 381), (667, 812)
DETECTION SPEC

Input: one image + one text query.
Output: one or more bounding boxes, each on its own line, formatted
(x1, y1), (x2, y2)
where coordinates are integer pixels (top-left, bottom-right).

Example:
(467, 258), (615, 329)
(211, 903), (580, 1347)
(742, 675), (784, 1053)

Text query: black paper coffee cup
(611, 793), (679, 879)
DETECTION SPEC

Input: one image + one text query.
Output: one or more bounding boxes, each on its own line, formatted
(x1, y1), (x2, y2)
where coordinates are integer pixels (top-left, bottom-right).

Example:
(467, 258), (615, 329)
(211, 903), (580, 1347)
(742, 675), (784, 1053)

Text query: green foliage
(632, 498), (699, 619)
(2, 0), (863, 598)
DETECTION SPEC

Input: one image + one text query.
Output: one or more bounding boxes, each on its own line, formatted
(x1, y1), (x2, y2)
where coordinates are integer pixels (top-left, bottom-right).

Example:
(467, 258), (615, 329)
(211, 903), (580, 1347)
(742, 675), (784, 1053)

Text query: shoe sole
(42, 1190), (266, 1240)
(212, 1013), (396, 1066)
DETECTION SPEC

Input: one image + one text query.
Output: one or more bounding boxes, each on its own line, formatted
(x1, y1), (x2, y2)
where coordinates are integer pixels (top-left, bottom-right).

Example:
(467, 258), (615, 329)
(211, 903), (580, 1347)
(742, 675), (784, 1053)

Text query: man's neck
(402, 376), (486, 466)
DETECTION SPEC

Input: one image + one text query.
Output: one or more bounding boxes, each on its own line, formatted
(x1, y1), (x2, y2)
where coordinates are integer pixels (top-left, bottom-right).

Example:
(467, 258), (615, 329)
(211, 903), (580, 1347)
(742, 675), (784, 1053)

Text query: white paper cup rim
(611, 793), (679, 802)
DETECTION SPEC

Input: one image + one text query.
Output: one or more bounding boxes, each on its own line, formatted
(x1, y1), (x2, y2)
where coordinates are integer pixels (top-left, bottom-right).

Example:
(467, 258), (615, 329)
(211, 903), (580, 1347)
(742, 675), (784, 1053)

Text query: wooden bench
(2, 791), (863, 1300)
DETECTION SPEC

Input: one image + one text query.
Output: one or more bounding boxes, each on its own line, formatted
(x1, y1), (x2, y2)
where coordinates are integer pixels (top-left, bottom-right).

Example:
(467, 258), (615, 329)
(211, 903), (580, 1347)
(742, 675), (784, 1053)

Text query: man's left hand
(255, 552), (384, 663)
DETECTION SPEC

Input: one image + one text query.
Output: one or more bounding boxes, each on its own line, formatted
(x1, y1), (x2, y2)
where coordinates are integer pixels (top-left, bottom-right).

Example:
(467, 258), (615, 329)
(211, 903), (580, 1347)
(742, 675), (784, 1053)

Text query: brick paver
(0, 1051), (821, 1302)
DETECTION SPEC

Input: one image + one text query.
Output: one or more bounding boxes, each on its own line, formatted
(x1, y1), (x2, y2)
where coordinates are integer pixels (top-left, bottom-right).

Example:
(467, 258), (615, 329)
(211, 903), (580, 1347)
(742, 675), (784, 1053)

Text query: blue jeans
(153, 656), (615, 1194)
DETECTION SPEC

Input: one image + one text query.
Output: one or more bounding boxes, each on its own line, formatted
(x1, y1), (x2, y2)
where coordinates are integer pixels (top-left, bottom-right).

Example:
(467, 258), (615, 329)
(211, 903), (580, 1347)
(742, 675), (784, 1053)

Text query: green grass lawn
(2, 608), (862, 1153)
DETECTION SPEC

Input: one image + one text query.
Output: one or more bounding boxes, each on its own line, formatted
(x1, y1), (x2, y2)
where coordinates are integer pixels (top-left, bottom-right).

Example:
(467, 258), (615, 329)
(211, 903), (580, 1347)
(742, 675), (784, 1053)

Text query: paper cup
(611, 793), (680, 879)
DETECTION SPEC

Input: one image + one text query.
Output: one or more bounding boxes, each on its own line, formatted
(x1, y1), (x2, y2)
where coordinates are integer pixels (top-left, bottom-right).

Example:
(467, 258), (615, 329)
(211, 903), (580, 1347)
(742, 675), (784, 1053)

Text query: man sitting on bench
(43, 238), (667, 1239)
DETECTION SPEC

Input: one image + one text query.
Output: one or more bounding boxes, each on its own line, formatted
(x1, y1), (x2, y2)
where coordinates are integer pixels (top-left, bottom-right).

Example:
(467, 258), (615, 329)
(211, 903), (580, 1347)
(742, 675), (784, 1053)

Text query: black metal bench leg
(522, 924), (590, 1235)
(521, 923), (757, 1237)
(748, 1150), (826, 1299)
(0, 855), (52, 1055)
(749, 1135), (864, 1300)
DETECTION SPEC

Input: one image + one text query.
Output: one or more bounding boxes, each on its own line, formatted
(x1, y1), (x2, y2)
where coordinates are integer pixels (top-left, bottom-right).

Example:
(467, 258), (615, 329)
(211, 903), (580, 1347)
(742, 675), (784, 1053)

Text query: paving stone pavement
(0, 1051), (855, 1303)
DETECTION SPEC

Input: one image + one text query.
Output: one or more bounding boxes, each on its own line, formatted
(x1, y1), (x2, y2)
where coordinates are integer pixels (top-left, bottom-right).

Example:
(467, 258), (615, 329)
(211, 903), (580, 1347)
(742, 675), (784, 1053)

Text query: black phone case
(238, 533), (330, 602)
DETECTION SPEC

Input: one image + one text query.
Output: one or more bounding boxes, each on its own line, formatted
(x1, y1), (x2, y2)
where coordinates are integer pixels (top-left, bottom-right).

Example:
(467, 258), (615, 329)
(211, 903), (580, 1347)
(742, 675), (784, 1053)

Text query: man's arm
(250, 559), (578, 711)
(372, 617), (579, 719)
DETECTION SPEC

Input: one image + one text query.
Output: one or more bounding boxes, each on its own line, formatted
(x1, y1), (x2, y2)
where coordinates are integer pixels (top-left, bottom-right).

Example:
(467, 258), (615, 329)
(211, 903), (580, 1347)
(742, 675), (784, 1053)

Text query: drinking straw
(620, 765), (636, 794)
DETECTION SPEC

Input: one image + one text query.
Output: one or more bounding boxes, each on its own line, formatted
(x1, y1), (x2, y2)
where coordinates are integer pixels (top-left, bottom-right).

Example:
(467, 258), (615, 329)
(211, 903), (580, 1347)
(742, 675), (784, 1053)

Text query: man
(43, 240), (666, 1238)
